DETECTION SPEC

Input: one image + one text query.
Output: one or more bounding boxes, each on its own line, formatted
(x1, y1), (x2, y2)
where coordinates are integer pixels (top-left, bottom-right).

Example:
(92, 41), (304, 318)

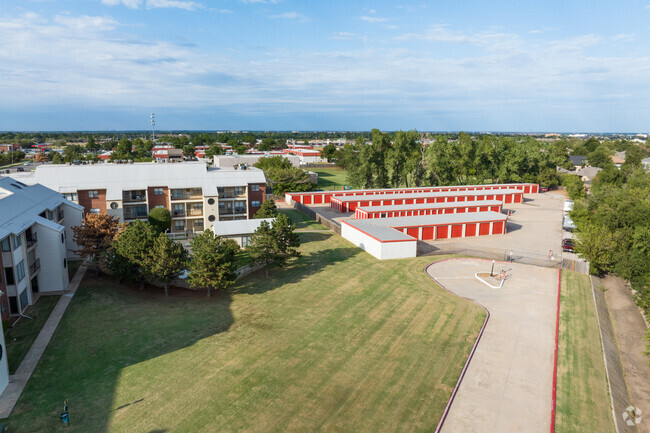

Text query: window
(88, 190), (99, 198)
(193, 203), (203, 211)
(61, 233), (65, 243)
(252, 201), (260, 208)
(1, 237), (10, 252)
(174, 220), (185, 231)
(154, 187), (164, 195)
(251, 185), (260, 192)
(89, 208), (100, 214)
(155, 205), (164, 208)
(241, 236), (250, 248)
(234, 186), (244, 196)
(4, 268), (14, 285)
(19, 289), (28, 312)
(16, 260), (25, 283)
(235, 201), (246, 213)
(207, 198), (215, 205)
(218, 202), (225, 209)
(173, 204), (184, 216)
(208, 215), (216, 222)
(13, 234), (22, 249)
(63, 192), (77, 201)
(193, 219), (203, 227)
(110, 202), (119, 210)
(8, 297), (17, 315)
(191, 188), (202, 195)
(63, 259), (67, 269)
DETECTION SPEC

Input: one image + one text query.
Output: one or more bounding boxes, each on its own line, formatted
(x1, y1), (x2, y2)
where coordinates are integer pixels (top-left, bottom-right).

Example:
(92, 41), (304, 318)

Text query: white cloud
(218, 9), (234, 13)
(268, 11), (309, 22)
(146, 0), (202, 10)
(361, 16), (387, 23)
(101, 0), (142, 9)
(53, 15), (119, 31)
(239, 0), (279, 3)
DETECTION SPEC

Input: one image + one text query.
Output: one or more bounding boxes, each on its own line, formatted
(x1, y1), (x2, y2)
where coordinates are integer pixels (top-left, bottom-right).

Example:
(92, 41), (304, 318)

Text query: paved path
(427, 259), (558, 433)
(598, 275), (650, 433)
(0, 265), (87, 418)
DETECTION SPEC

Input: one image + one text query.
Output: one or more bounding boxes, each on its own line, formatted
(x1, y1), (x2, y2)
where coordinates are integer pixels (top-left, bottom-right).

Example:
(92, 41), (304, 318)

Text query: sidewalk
(0, 264), (87, 418)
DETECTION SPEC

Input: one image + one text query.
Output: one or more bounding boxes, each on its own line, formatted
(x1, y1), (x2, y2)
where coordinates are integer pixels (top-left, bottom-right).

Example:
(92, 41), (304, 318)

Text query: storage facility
(285, 183), (538, 206)
(342, 211), (508, 260)
(354, 199), (503, 219)
(330, 189), (523, 213)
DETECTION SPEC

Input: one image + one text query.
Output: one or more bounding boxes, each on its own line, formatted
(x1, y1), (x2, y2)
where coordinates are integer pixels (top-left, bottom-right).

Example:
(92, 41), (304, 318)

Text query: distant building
(641, 157), (650, 171)
(611, 151), (626, 168)
(16, 162), (267, 235)
(214, 154), (301, 168)
(152, 145), (183, 163)
(0, 177), (83, 319)
(569, 155), (587, 168)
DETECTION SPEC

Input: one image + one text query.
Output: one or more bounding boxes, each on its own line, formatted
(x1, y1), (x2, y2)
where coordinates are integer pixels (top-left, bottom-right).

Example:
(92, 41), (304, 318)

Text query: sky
(1, 0), (650, 132)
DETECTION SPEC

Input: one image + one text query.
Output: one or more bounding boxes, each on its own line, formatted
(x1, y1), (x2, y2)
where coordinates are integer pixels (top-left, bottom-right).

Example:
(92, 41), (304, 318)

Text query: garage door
(451, 225), (463, 237)
(493, 221), (504, 234)
(444, 208), (454, 214)
(407, 227), (419, 238)
(422, 226), (434, 239)
(465, 223), (477, 236)
(479, 222), (491, 235)
(436, 225), (448, 239)
(456, 207), (466, 213)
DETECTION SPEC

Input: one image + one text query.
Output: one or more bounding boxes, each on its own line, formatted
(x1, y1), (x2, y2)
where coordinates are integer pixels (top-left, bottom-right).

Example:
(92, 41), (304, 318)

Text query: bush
(148, 207), (172, 233)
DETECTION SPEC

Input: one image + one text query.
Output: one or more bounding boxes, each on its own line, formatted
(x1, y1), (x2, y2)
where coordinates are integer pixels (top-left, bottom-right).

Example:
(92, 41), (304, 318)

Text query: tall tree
(187, 231), (237, 296)
(72, 213), (120, 273)
(146, 234), (188, 296)
(248, 213), (300, 276)
(254, 199), (278, 218)
(113, 220), (158, 285)
(148, 207), (172, 233)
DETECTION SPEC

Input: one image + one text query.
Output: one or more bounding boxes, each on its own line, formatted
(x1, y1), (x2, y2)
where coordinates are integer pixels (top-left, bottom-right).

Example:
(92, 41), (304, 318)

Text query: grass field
(311, 167), (348, 190)
(67, 259), (82, 280)
(5, 296), (60, 374)
(278, 208), (327, 230)
(556, 271), (614, 432)
(6, 231), (484, 433)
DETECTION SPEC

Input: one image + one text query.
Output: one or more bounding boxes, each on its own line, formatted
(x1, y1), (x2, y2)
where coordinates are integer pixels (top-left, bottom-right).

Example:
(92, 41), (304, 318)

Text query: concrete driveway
(427, 258), (559, 433)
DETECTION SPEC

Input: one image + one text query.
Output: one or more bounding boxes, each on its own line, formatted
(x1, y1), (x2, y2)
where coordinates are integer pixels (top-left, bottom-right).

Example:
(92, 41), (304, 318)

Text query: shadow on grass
(297, 231), (332, 243)
(7, 275), (235, 433)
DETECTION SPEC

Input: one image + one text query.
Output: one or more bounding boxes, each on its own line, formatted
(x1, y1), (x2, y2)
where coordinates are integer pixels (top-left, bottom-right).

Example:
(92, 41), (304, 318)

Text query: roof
(343, 211), (507, 242)
(0, 177), (82, 239)
(569, 155), (587, 166)
(211, 218), (275, 236)
(356, 199), (502, 213)
(332, 189), (522, 203)
(576, 166), (602, 180)
(16, 162), (266, 201)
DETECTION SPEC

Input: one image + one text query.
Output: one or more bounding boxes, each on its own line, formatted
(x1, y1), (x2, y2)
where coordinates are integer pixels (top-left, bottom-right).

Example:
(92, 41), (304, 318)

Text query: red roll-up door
(493, 221), (504, 234)
(303, 195), (312, 205)
(465, 223), (477, 236)
(480, 206), (488, 211)
(504, 194), (512, 203)
(513, 194), (522, 203)
(457, 196), (466, 202)
(416, 198), (425, 204)
(436, 225), (448, 239)
(467, 195), (475, 201)
(395, 199), (403, 205)
(479, 222), (491, 235)
(435, 197), (444, 203)
(457, 207), (466, 213)
(444, 208), (454, 214)
(495, 194), (503, 202)
(422, 226), (434, 240)
(524, 185), (531, 193)
(407, 227), (419, 238)
(451, 225), (463, 237)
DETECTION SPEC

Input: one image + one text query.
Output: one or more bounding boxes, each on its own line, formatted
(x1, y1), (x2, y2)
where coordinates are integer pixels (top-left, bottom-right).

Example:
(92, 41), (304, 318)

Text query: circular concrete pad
(428, 259), (558, 433)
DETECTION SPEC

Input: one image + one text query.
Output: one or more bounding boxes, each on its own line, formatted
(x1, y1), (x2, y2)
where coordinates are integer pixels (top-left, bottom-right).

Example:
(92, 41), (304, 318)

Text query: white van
(564, 200), (574, 213)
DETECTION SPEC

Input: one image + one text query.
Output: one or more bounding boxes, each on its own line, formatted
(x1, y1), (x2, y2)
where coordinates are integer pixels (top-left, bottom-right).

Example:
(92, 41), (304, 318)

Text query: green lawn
(278, 208), (327, 230)
(67, 260), (82, 281)
(6, 231), (484, 433)
(556, 271), (614, 432)
(5, 296), (60, 374)
(233, 249), (252, 269)
(311, 167), (349, 190)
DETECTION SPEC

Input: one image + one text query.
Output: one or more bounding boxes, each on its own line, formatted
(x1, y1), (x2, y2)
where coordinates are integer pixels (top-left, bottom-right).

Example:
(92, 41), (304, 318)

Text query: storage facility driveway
(427, 259), (558, 433)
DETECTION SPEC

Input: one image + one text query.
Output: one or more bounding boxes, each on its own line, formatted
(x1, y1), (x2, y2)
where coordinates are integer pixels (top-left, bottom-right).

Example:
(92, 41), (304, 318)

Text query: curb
(550, 269), (561, 432)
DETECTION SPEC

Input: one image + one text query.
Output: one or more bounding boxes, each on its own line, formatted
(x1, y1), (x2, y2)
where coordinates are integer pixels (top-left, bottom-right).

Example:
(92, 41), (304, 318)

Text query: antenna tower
(150, 113), (156, 142)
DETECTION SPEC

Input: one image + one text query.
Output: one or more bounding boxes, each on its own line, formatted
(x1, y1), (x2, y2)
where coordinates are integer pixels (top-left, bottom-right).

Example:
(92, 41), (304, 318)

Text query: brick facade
(78, 189), (107, 214)
(147, 186), (169, 210)
(248, 183), (266, 217)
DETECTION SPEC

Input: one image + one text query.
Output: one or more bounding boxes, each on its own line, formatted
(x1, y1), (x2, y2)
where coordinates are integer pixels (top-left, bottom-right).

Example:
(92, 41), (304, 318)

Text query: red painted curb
(551, 268), (562, 432)
(424, 259), (491, 433)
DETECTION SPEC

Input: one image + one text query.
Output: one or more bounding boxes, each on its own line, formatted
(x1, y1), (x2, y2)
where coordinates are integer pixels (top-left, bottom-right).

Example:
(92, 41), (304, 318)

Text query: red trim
(340, 220), (417, 244)
(551, 269), (561, 433)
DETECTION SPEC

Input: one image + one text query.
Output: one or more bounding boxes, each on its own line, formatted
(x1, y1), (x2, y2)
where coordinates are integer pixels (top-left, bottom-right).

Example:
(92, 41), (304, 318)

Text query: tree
(111, 138), (134, 160)
(205, 144), (223, 159)
(255, 156), (292, 172)
(248, 213), (300, 276)
(113, 220), (157, 285)
(34, 152), (48, 163)
(587, 145), (614, 169)
(63, 145), (84, 163)
(145, 234), (188, 296)
(258, 138), (276, 151)
(51, 152), (64, 164)
(562, 174), (585, 200)
(72, 213), (120, 273)
(320, 144), (337, 162)
(187, 231), (237, 296)
(148, 207), (172, 233)
(86, 135), (101, 152)
(254, 199), (277, 218)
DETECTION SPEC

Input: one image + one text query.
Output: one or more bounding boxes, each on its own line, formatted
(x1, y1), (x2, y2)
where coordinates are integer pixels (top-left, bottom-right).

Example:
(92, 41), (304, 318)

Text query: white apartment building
(0, 178), (83, 318)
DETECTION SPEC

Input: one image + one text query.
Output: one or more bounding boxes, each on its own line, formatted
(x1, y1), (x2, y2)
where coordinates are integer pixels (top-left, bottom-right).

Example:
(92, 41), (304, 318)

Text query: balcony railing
(26, 233), (38, 248)
(124, 206), (148, 219)
(172, 210), (185, 217)
(29, 259), (40, 275)
(187, 209), (203, 217)
(171, 192), (202, 201)
(219, 208), (246, 216)
(123, 193), (147, 203)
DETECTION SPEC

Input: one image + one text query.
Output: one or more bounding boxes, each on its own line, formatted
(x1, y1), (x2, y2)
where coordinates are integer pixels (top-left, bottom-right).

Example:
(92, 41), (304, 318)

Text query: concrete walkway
(0, 264), (87, 418)
(427, 259), (558, 433)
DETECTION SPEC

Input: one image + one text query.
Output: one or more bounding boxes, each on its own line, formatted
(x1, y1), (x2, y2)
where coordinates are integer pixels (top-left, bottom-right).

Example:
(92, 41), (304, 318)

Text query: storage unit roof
(356, 199), (502, 213)
(332, 189), (521, 203)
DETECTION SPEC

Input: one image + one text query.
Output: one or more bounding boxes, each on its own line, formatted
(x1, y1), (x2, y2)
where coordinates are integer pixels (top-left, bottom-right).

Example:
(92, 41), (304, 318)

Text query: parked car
(16, 167), (24, 172)
(562, 238), (575, 252)
(540, 186), (548, 192)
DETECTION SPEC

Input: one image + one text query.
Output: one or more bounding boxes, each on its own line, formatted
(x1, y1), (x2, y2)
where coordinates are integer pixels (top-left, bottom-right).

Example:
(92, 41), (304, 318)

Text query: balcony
(170, 192), (202, 201)
(29, 258), (40, 275)
(172, 209), (186, 217)
(187, 208), (203, 217)
(217, 187), (246, 199)
(124, 205), (148, 220)
(26, 233), (38, 248)
(219, 207), (246, 216)
(123, 190), (147, 203)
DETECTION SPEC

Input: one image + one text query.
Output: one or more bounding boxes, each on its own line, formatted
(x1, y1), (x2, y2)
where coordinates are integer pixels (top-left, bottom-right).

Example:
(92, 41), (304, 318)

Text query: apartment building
(0, 178), (83, 319)
(24, 162), (267, 235)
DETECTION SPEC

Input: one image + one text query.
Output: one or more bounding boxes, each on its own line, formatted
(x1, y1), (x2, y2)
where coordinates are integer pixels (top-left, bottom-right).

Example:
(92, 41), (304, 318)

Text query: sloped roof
(211, 218), (275, 236)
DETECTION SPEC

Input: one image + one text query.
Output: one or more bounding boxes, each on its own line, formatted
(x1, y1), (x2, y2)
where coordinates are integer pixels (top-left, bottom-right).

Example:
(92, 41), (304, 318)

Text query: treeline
(335, 130), (573, 189)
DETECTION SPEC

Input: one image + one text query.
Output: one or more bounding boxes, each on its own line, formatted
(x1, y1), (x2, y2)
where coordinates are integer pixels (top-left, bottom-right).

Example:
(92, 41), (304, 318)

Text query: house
(642, 157), (650, 171)
(152, 145), (183, 163)
(210, 218), (275, 247)
(611, 151), (626, 168)
(214, 154), (301, 168)
(0, 177), (83, 319)
(18, 162), (267, 235)
(569, 155), (587, 169)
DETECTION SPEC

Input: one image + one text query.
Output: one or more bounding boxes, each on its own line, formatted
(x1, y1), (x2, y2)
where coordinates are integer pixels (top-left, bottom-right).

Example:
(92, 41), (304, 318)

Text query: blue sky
(1, 0), (650, 132)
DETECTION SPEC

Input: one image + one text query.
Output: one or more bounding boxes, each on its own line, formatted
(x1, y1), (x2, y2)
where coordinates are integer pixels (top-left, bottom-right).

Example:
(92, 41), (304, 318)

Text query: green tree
(320, 143), (337, 162)
(187, 231), (237, 296)
(146, 234), (188, 296)
(254, 199), (278, 218)
(248, 213), (300, 277)
(113, 220), (158, 285)
(587, 145), (613, 169)
(51, 152), (64, 164)
(562, 174), (585, 200)
(258, 138), (276, 151)
(112, 138), (134, 160)
(63, 145), (84, 163)
(86, 135), (101, 152)
(205, 144), (223, 159)
(148, 207), (172, 233)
